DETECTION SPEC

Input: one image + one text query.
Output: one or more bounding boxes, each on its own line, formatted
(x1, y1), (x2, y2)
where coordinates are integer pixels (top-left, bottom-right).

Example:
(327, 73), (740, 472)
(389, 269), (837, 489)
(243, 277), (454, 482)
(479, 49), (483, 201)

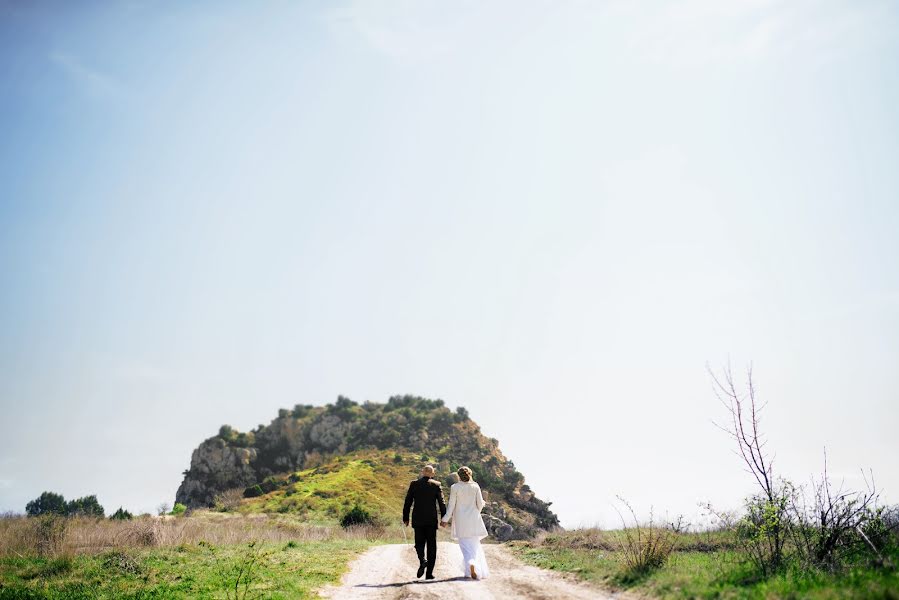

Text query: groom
(402, 464), (447, 579)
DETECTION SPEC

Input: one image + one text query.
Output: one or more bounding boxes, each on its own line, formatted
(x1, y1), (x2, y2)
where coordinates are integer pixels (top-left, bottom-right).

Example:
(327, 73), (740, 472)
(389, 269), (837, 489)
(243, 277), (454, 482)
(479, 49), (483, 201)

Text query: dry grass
(213, 488), (245, 512)
(0, 511), (397, 558)
(537, 527), (617, 551)
(614, 498), (685, 575)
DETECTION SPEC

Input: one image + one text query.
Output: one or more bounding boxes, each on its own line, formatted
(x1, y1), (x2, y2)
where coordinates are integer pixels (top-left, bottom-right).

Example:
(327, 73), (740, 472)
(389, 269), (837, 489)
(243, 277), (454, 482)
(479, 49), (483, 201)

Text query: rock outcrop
(176, 395), (559, 538)
(175, 438), (258, 507)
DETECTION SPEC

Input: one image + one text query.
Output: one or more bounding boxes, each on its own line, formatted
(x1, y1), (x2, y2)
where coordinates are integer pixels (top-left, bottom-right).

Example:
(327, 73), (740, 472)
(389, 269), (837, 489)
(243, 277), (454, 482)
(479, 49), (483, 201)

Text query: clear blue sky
(1, 0), (898, 526)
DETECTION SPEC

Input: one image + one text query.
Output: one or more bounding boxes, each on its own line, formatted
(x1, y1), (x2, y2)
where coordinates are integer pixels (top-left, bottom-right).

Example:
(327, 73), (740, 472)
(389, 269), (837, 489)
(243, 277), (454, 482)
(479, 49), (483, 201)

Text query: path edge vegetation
(510, 364), (898, 599)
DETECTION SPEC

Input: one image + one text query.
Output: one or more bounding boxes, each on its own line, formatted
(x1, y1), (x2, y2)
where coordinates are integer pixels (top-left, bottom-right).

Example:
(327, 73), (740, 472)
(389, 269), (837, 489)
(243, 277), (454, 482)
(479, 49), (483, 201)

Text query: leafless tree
(710, 363), (775, 501)
(214, 489), (245, 513)
(709, 362), (788, 573)
(790, 449), (881, 570)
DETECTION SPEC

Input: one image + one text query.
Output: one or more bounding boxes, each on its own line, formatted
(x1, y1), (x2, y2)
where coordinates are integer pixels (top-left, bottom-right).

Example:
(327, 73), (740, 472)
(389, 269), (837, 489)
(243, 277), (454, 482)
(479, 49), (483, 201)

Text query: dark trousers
(413, 526), (437, 574)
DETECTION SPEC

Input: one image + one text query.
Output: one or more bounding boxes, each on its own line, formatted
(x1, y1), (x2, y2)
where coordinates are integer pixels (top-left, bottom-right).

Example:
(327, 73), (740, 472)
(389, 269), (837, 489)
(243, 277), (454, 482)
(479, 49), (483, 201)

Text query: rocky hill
(176, 395), (559, 539)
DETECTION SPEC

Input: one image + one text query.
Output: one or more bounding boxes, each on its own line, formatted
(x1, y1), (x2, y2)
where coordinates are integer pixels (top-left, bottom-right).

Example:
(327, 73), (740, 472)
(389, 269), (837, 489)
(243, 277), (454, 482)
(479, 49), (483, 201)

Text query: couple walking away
(402, 464), (490, 581)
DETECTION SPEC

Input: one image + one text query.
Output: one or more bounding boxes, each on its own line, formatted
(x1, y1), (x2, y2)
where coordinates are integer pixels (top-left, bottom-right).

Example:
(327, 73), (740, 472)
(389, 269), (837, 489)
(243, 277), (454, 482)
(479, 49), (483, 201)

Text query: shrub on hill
(340, 505), (375, 528)
(109, 507), (133, 520)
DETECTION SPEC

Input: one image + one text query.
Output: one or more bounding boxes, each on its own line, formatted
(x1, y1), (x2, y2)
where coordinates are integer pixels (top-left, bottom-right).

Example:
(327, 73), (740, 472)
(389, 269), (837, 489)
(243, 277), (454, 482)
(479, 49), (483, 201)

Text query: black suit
(403, 476), (447, 575)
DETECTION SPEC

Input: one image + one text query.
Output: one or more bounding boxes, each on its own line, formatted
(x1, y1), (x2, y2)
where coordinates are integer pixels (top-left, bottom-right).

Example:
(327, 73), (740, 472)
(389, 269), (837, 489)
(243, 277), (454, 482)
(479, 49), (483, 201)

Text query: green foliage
(218, 424), (255, 448)
(454, 406), (469, 422)
(511, 527), (899, 599)
(331, 395), (359, 419)
(340, 505), (375, 528)
(335, 396), (357, 409)
(25, 492), (67, 517)
(31, 514), (69, 557)
(25, 492), (104, 518)
(109, 507), (133, 520)
(242, 485), (264, 499)
(291, 404), (313, 418)
(242, 451), (420, 524)
(170, 503), (187, 516)
(232, 431), (255, 448)
(218, 425), (235, 441)
(737, 489), (790, 576)
(101, 550), (142, 576)
(218, 541), (271, 600)
(861, 506), (896, 556)
(430, 410), (453, 431)
(66, 495), (105, 518)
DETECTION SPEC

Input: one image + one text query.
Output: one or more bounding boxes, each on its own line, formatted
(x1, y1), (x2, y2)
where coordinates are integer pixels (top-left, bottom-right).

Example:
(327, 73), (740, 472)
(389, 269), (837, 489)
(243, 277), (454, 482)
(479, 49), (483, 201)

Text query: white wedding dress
(442, 480), (491, 579)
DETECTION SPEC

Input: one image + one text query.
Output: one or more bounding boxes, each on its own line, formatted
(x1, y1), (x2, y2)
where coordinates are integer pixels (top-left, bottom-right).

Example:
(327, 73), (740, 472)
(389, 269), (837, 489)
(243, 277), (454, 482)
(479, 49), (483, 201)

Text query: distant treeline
(25, 491), (135, 520)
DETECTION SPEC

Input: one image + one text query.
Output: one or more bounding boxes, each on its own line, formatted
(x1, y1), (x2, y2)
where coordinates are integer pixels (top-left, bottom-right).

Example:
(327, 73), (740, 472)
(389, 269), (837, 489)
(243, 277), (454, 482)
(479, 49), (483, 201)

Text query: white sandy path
(320, 542), (619, 600)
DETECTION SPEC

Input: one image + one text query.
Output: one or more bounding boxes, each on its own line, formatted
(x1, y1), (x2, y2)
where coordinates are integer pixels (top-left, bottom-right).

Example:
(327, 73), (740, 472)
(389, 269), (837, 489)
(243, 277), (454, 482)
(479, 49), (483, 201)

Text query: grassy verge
(0, 512), (397, 599)
(0, 539), (372, 599)
(509, 529), (899, 600)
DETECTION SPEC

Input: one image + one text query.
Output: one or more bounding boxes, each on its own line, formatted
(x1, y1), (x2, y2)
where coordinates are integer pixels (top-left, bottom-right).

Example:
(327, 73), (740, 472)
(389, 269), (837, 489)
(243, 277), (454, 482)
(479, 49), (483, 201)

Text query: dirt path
(320, 542), (617, 599)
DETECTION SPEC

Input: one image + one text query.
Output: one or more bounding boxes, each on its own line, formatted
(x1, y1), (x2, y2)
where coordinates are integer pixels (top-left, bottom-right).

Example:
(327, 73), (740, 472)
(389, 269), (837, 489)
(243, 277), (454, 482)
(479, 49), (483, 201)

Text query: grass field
(509, 528), (899, 600)
(0, 512), (395, 599)
(0, 539), (372, 599)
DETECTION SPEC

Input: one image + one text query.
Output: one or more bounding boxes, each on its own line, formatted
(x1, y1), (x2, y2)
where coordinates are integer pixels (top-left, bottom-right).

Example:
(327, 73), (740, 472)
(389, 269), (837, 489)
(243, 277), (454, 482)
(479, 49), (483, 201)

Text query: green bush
(243, 484), (264, 498)
(218, 425), (235, 441)
(233, 431), (255, 447)
(335, 396), (357, 409)
(292, 404), (313, 418)
(332, 396), (358, 419)
(109, 507), (133, 520)
(170, 503), (187, 516)
(430, 411), (453, 431)
(340, 505), (375, 528)
(32, 514), (69, 556)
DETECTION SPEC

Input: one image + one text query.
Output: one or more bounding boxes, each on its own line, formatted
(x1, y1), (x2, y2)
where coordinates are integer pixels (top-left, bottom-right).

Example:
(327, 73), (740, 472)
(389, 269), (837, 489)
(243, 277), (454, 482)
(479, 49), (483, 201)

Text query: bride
(441, 466), (491, 579)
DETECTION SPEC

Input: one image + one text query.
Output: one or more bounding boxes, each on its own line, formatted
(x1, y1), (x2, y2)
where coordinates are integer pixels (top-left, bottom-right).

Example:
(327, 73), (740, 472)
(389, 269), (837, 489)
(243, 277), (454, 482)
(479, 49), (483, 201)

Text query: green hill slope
(239, 450), (416, 523)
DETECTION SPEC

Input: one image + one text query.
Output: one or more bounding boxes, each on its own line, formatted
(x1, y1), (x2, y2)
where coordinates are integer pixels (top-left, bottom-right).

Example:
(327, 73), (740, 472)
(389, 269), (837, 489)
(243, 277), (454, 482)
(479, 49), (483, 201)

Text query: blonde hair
(422, 465), (436, 476)
(457, 466), (473, 482)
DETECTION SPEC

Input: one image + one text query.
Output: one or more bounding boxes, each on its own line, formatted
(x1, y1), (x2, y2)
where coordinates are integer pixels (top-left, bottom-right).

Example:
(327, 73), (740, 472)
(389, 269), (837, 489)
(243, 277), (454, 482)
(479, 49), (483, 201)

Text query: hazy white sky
(1, 0), (898, 527)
